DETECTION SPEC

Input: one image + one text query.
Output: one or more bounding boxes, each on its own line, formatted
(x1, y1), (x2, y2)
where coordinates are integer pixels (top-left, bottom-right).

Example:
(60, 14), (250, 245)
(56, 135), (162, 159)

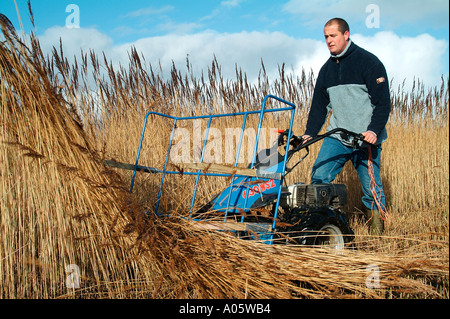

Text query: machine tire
(282, 208), (354, 249)
(303, 223), (345, 251)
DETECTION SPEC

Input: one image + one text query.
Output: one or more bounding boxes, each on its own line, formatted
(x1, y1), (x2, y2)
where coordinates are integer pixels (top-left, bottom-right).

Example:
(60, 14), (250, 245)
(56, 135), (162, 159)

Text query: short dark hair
(325, 18), (350, 34)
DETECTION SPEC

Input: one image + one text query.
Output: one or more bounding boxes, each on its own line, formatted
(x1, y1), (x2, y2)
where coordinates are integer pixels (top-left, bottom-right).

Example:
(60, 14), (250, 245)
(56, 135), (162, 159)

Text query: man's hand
(362, 131), (377, 144)
(302, 135), (312, 142)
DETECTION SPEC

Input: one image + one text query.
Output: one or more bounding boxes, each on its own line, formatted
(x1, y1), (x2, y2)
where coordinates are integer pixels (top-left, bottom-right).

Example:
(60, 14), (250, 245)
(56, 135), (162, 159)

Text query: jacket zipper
(336, 59), (341, 82)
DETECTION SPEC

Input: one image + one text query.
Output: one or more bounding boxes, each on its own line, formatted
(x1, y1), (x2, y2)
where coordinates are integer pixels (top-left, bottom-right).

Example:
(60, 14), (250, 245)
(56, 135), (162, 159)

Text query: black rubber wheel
(303, 223), (345, 250)
(279, 208), (354, 249)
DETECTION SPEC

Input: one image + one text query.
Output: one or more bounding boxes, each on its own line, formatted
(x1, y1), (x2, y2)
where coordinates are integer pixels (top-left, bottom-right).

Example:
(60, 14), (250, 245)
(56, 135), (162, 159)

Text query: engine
(280, 183), (347, 209)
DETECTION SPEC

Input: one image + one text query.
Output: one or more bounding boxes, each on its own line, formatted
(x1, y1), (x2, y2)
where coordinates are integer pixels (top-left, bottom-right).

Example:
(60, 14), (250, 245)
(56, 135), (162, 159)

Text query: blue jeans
(311, 137), (385, 210)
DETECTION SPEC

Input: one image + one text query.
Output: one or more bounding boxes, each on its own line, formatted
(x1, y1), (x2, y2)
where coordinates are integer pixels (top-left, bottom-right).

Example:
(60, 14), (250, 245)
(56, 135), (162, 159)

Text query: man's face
(324, 23), (349, 55)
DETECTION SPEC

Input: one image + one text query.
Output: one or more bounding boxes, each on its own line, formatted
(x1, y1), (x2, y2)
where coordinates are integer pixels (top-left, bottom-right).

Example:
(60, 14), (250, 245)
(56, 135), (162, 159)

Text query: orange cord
(367, 147), (390, 224)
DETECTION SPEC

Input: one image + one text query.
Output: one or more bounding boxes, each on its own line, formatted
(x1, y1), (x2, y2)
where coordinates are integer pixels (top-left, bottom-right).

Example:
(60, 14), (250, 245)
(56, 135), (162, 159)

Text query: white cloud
(37, 26), (448, 91)
(38, 26), (114, 58)
(115, 30), (323, 83)
(352, 32), (448, 89)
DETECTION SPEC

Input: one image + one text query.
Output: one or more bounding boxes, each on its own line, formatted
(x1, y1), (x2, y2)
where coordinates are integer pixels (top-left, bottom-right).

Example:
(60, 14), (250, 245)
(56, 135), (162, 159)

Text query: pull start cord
(367, 146), (390, 224)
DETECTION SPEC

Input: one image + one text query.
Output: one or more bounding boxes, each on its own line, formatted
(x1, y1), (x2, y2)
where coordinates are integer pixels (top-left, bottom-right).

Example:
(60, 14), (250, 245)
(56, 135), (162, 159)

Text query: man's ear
(344, 30), (350, 41)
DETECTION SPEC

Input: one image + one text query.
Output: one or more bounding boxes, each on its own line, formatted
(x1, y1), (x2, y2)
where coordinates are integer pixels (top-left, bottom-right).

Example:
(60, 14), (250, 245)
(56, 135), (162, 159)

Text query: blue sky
(2, 0), (449, 89)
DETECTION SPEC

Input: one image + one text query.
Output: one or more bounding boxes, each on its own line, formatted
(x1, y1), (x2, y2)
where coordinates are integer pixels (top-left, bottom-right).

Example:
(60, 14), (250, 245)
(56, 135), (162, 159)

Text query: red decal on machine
(242, 180), (276, 198)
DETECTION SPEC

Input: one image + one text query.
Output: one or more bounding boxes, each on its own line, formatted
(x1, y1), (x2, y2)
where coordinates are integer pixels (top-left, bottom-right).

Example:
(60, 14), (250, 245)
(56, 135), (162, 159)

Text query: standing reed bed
(0, 14), (142, 298)
(1, 10), (448, 299)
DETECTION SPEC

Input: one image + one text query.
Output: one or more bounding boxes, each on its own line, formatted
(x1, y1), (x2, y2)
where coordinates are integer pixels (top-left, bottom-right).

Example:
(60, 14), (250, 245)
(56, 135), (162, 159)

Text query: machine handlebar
(296, 128), (367, 151)
(275, 128), (369, 175)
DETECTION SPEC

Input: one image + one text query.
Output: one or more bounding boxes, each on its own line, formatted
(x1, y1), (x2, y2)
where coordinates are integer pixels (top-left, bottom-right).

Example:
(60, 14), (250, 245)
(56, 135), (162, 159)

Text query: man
(302, 18), (391, 235)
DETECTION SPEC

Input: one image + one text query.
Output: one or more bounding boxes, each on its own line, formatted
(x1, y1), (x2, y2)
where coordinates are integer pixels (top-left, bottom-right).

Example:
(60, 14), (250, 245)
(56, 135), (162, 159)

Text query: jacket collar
(331, 38), (353, 59)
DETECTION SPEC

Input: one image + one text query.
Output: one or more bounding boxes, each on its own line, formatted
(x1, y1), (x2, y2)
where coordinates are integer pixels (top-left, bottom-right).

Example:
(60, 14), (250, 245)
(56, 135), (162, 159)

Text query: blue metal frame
(129, 95), (296, 244)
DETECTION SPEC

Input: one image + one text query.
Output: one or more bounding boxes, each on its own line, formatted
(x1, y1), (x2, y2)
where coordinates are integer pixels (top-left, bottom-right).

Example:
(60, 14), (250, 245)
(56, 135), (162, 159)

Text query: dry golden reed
(1, 9), (448, 299)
